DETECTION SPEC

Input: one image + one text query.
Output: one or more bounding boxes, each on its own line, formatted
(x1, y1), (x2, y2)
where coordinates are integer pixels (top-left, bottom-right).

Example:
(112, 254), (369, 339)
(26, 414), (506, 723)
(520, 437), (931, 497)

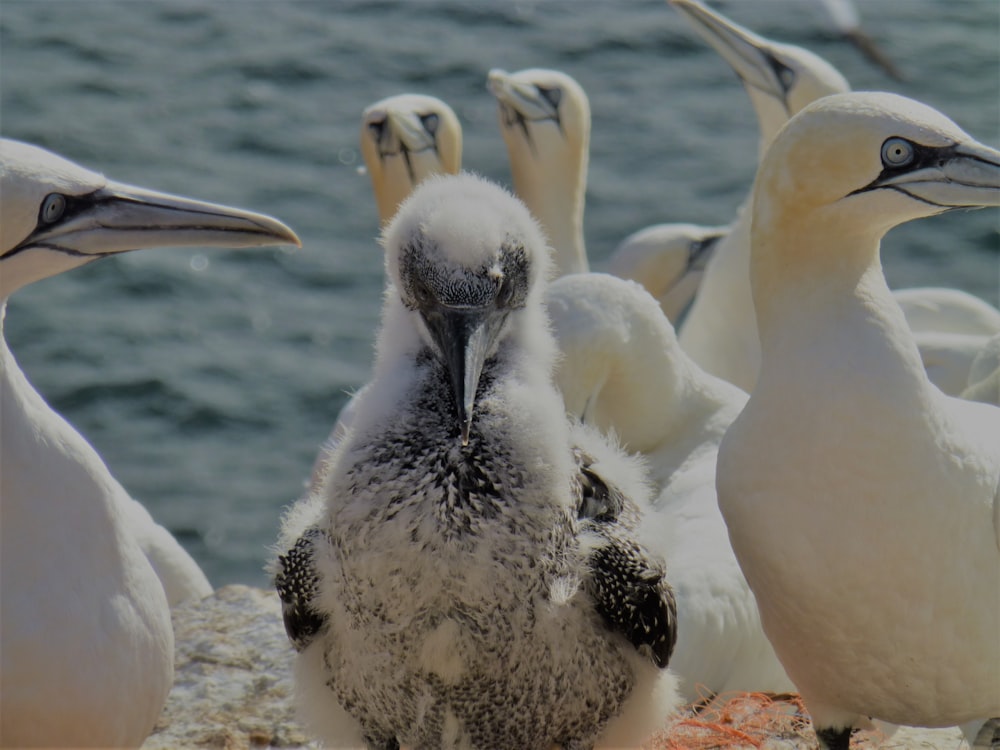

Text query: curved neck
(508, 141), (589, 276)
(751, 206), (928, 395)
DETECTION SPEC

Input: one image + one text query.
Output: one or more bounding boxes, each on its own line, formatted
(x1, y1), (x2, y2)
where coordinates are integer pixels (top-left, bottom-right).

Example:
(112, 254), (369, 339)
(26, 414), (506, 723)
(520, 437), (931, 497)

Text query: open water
(2, 0), (998, 586)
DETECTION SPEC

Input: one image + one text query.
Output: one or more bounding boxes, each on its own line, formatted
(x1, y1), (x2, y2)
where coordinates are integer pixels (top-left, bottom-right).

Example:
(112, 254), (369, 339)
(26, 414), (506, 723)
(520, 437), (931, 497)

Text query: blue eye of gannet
(40, 192), (68, 224)
(881, 137), (915, 167)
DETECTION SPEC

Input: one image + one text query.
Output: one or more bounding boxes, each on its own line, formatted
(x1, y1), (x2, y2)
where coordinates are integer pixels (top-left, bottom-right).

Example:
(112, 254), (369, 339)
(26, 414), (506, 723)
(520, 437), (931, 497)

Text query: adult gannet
(715, 92), (1000, 749)
(487, 67), (590, 276)
(546, 272), (794, 703)
(360, 93), (462, 226)
(487, 66), (718, 317)
(670, 0), (850, 391)
(307, 93), (463, 492)
(274, 173), (680, 749)
(606, 223), (726, 324)
(670, 0), (1000, 395)
(0, 138), (299, 747)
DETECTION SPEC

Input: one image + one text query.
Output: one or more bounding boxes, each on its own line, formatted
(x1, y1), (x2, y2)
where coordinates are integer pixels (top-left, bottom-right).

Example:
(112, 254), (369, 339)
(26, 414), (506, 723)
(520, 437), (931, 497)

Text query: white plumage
(546, 272), (793, 702)
(716, 92), (1000, 748)
(275, 173), (680, 749)
(308, 93), (463, 492)
(0, 138), (298, 747)
(669, 0), (1000, 395)
(359, 92), (463, 226)
(488, 67), (590, 276)
(607, 223), (726, 325)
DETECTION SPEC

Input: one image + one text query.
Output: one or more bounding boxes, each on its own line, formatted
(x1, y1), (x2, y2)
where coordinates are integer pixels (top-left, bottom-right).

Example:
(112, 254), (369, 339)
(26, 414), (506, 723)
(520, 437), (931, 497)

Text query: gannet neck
(488, 68), (589, 276)
(677, 200), (761, 390)
(360, 94), (462, 225)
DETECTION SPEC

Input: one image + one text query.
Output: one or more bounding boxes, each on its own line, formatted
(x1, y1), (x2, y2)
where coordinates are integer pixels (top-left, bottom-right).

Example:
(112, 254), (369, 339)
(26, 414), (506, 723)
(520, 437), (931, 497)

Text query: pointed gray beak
(856, 140), (1000, 208)
(421, 303), (509, 445)
(8, 179), (300, 259)
(671, 0), (792, 103)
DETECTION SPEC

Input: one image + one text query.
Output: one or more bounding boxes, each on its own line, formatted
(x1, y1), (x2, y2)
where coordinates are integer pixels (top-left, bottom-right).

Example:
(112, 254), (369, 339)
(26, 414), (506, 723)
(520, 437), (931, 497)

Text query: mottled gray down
(273, 173), (677, 750)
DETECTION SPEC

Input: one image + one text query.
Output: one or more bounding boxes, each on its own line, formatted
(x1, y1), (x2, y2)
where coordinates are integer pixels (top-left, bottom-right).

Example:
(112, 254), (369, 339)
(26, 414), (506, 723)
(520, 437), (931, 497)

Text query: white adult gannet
(0, 138), (299, 747)
(307, 93), (463, 493)
(606, 223), (726, 324)
(360, 93), (462, 226)
(487, 67), (590, 276)
(715, 92), (1000, 748)
(671, 0), (851, 391)
(546, 272), (794, 702)
(274, 174), (680, 749)
(671, 0), (1000, 395)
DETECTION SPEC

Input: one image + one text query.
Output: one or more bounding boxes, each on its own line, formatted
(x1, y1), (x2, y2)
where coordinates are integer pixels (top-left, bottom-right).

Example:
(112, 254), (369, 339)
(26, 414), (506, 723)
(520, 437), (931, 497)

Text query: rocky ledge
(144, 585), (969, 750)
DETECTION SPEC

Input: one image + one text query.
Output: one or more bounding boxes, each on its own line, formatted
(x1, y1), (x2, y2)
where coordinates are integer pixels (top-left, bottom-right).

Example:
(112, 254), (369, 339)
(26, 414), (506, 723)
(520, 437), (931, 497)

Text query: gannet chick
(0, 138), (299, 747)
(275, 173), (680, 749)
(360, 93), (462, 225)
(487, 67), (590, 276)
(308, 94), (463, 492)
(671, 0), (1000, 395)
(546, 273), (793, 702)
(716, 92), (1000, 748)
(606, 223), (726, 324)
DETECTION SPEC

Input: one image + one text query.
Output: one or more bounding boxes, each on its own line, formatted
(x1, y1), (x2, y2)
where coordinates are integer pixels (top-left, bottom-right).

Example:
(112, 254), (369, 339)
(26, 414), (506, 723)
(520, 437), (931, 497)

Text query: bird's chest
(327, 409), (573, 631)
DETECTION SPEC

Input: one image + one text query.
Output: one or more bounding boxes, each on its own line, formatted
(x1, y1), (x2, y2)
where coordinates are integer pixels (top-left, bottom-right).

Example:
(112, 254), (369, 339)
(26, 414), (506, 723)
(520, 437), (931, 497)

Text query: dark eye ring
(40, 193), (67, 224)
(411, 280), (434, 307)
(419, 113), (440, 135)
(536, 85), (562, 110)
(367, 117), (387, 142)
(881, 137), (914, 167)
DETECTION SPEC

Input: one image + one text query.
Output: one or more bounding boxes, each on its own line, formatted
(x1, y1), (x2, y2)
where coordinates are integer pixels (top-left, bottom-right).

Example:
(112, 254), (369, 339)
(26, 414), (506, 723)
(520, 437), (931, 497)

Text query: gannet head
(360, 94), (462, 225)
(608, 223), (726, 321)
(382, 172), (551, 445)
(755, 91), (1000, 247)
(487, 67), (589, 161)
(487, 68), (590, 274)
(671, 0), (850, 153)
(0, 138), (300, 300)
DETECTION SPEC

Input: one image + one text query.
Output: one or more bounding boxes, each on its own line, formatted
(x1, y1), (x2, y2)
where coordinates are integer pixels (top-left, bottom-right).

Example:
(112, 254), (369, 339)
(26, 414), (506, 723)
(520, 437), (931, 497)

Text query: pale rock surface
(142, 584), (311, 750)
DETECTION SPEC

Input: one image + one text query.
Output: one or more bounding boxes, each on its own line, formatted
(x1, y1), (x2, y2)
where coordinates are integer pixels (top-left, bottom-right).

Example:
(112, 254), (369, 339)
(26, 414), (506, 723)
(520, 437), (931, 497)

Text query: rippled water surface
(2, 0), (998, 585)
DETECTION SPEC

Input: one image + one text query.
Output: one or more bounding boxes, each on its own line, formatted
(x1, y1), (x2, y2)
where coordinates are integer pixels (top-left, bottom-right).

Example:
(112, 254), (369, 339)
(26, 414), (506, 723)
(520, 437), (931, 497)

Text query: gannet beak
(854, 140), (1000, 209)
(487, 69), (560, 123)
(421, 304), (508, 446)
(8, 180), (301, 259)
(670, 0), (792, 104)
(386, 110), (437, 155)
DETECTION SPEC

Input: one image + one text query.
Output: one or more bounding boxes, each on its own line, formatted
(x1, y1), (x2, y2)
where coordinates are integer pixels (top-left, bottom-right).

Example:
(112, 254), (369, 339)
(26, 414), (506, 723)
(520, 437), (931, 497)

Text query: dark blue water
(2, 0), (998, 586)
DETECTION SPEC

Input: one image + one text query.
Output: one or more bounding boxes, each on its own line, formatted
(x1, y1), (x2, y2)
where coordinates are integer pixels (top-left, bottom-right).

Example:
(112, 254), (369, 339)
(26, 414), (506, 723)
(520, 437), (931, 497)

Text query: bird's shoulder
(572, 446), (676, 668)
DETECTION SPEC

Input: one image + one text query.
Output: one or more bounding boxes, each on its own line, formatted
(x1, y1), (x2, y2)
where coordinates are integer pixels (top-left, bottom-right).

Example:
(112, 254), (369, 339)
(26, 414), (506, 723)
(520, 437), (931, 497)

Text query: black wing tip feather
(588, 533), (678, 669)
(274, 528), (328, 652)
